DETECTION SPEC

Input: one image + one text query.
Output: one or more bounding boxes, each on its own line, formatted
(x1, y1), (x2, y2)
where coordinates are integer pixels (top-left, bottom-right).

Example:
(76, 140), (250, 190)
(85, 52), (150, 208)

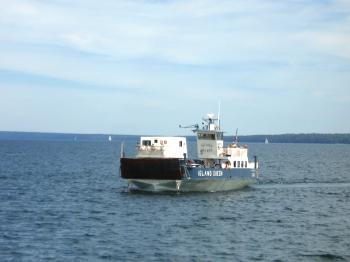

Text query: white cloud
(1, 0), (348, 64)
(0, 0), (349, 133)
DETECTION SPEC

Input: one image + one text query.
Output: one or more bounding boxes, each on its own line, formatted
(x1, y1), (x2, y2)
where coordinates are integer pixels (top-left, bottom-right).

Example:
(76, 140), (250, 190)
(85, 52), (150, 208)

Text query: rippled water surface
(1, 139), (350, 261)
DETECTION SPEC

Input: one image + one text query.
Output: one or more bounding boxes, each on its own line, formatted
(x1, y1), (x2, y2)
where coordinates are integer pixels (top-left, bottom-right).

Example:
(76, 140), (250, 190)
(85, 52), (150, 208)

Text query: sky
(0, 0), (350, 136)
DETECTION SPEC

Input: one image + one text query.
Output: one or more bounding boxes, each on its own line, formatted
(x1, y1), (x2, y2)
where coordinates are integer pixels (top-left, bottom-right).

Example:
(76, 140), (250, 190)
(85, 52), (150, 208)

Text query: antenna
(235, 128), (238, 144)
(218, 100), (221, 129)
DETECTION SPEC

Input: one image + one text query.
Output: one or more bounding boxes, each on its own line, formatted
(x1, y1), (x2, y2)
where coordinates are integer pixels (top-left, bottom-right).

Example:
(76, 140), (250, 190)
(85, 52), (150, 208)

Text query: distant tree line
(1, 131), (350, 144)
(232, 134), (350, 144)
(0, 131), (139, 142)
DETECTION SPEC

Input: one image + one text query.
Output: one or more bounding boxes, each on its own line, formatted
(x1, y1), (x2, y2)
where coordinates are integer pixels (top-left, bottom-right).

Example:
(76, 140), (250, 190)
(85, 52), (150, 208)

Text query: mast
(235, 128), (238, 144)
(218, 101), (221, 129)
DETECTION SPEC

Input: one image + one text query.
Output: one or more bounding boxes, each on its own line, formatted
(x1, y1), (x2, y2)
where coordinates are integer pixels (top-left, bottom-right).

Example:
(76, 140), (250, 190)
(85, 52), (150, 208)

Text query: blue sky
(0, 0), (349, 135)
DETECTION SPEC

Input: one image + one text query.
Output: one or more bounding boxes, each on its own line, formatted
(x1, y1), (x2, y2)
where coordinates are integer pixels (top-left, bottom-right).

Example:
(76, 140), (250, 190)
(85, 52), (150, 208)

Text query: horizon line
(1, 130), (349, 136)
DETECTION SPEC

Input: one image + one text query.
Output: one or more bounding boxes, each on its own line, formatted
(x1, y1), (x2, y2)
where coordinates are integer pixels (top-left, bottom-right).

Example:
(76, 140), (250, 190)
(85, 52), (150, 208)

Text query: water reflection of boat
(120, 113), (259, 192)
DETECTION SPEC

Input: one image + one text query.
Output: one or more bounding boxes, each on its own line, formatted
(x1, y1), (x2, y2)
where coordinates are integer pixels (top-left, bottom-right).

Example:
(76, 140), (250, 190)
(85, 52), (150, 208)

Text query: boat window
(142, 140), (151, 146)
(179, 141), (183, 147)
(198, 133), (216, 140)
(238, 161), (240, 168)
(154, 139), (158, 144)
(245, 161), (247, 168)
(216, 133), (223, 140)
(233, 161), (236, 167)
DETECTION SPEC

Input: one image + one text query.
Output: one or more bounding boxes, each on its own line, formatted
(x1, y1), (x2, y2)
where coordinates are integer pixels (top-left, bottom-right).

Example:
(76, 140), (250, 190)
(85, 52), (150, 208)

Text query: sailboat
(265, 138), (269, 144)
(108, 135), (112, 142)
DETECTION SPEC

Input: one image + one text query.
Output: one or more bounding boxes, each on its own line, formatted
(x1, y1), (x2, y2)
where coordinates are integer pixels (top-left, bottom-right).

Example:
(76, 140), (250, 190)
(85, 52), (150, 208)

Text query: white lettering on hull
(198, 170), (223, 177)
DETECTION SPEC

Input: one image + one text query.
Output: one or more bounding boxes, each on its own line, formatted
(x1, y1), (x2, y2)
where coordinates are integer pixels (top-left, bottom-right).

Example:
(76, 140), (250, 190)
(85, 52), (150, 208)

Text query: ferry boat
(120, 114), (259, 192)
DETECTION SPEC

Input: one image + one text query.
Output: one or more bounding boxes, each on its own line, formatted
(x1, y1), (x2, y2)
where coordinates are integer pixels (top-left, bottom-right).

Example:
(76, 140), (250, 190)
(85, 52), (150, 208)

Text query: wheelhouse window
(216, 133), (223, 140)
(154, 139), (158, 144)
(179, 141), (183, 147)
(198, 133), (216, 140)
(142, 140), (151, 146)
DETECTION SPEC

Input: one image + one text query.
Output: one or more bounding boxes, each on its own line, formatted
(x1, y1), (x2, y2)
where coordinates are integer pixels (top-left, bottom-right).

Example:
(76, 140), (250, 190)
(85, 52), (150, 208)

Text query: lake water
(1, 139), (350, 261)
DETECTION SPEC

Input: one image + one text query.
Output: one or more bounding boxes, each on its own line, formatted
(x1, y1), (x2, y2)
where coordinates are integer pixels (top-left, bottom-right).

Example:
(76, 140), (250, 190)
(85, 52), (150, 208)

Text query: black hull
(120, 158), (184, 180)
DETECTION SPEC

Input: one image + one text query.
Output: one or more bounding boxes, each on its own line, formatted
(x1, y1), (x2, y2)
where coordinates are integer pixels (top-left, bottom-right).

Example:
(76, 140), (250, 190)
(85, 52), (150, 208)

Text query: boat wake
(252, 181), (350, 189)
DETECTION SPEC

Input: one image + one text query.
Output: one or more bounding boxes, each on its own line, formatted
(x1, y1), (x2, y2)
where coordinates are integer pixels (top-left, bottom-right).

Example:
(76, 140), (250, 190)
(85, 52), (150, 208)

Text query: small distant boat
(109, 135), (112, 142)
(265, 138), (269, 144)
(120, 113), (259, 192)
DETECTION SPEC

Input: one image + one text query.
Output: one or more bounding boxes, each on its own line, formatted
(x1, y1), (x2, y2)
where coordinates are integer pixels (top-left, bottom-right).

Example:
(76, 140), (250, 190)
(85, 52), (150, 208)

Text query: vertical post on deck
(254, 155), (258, 170)
(120, 142), (125, 158)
